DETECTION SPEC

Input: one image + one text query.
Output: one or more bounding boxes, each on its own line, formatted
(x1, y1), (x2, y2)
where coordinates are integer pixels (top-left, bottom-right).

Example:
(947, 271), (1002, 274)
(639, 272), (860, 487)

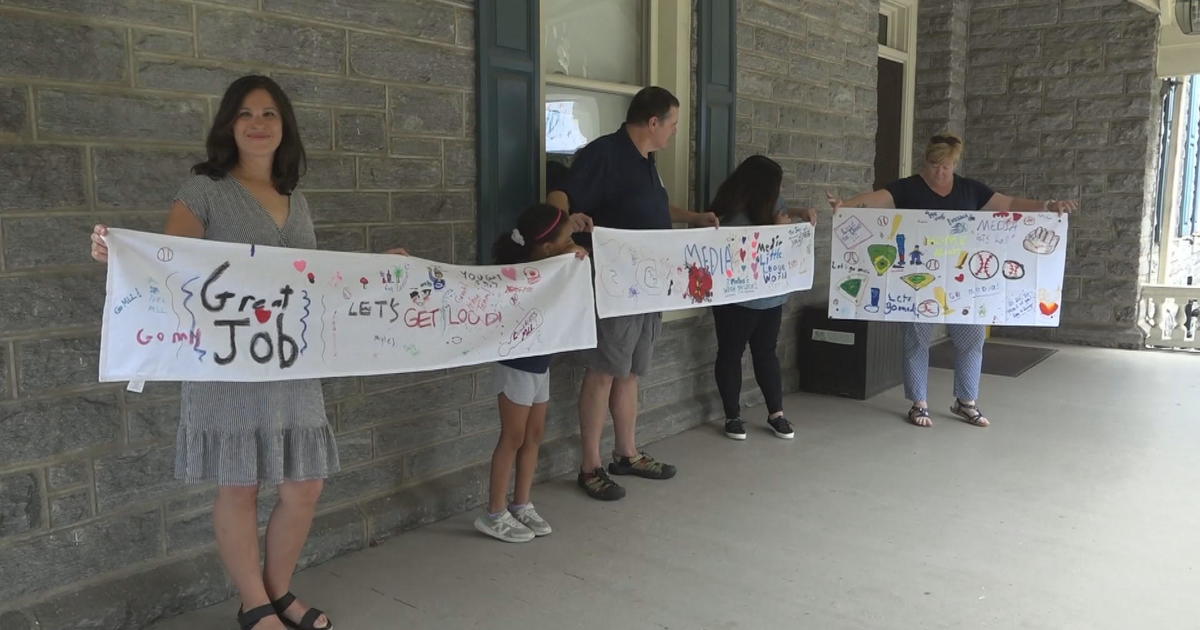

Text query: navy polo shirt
(885, 174), (996, 211)
(556, 124), (671, 231)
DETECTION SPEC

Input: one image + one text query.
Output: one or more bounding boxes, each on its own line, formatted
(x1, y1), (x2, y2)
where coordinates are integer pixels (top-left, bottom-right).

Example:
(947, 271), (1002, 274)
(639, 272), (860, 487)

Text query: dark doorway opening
(875, 57), (904, 190)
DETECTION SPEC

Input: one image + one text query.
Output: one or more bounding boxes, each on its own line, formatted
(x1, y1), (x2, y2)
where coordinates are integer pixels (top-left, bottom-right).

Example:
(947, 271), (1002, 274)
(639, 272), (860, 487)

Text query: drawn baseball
(969, 251), (999, 280)
(1022, 226), (1060, 255)
(917, 299), (941, 318)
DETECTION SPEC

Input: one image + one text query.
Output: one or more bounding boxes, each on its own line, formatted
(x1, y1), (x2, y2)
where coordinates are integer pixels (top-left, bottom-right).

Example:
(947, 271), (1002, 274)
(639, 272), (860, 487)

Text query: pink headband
(533, 209), (564, 242)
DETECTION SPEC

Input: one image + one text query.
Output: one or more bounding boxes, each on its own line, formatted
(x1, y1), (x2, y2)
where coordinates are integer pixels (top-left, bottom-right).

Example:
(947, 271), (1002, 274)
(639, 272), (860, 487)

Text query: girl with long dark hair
(709, 155), (817, 441)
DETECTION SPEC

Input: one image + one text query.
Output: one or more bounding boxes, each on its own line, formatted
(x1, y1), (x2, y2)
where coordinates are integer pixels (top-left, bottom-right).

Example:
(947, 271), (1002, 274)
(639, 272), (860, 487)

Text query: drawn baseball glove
(1022, 226), (1060, 255)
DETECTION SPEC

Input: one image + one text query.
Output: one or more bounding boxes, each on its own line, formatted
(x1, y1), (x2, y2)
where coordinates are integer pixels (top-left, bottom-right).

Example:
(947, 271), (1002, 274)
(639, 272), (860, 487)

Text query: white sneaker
(509, 503), (552, 536)
(474, 511), (535, 543)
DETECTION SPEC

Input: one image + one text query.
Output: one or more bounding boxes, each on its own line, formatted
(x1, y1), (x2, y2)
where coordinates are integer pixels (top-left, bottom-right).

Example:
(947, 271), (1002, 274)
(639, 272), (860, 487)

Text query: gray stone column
(913, 0), (971, 167)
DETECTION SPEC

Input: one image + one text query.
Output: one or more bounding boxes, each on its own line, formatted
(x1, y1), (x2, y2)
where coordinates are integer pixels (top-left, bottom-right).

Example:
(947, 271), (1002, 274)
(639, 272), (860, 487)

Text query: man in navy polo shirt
(548, 86), (718, 501)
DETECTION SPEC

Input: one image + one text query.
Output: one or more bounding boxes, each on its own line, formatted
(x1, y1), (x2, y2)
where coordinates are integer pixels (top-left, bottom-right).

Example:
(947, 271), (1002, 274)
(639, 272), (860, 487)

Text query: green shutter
(697, 0), (737, 210)
(477, 0), (540, 263)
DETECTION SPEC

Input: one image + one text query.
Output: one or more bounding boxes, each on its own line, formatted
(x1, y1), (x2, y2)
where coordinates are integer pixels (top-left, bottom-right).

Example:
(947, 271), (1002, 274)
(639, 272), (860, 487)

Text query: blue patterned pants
(902, 323), (986, 402)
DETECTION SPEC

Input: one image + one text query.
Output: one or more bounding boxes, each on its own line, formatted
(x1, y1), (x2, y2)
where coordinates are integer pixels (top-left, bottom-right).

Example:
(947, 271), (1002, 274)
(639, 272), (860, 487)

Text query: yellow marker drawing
(955, 250), (968, 269)
(934, 287), (949, 312)
(888, 214), (903, 240)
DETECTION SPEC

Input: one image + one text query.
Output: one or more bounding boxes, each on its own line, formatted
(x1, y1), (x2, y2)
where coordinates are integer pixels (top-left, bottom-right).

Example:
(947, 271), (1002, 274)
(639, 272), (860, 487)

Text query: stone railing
(1139, 284), (1200, 349)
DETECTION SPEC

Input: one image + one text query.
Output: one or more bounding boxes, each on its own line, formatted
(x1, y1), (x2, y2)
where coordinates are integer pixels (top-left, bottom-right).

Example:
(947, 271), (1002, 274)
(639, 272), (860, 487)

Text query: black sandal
(271, 592), (333, 630)
(907, 405), (933, 427)
(237, 603), (280, 630)
(950, 399), (990, 427)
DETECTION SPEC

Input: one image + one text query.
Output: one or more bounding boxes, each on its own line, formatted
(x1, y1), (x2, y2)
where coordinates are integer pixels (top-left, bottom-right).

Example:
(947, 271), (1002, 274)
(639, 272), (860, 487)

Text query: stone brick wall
(913, 0), (970, 165)
(0, 2), (492, 628)
(914, 0), (1160, 348)
(0, 2), (859, 627)
(736, 0), (880, 317)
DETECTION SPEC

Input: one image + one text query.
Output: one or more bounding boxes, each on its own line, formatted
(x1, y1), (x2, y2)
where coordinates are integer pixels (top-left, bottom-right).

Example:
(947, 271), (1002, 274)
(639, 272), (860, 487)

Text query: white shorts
(492, 364), (550, 406)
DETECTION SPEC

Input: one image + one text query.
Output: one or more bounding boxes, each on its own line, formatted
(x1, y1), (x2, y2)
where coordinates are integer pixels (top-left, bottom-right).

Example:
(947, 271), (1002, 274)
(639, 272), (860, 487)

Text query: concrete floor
(152, 342), (1200, 630)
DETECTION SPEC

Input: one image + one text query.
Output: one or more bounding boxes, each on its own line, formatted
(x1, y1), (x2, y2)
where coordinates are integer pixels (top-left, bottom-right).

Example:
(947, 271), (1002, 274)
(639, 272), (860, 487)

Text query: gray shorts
(582, 312), (662, 378)
(492, 364), (550, 406)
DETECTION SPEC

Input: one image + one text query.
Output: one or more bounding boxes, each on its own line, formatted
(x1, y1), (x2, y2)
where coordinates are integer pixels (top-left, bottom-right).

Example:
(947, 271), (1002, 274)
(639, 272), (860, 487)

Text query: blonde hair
(924, 133), (964, 166)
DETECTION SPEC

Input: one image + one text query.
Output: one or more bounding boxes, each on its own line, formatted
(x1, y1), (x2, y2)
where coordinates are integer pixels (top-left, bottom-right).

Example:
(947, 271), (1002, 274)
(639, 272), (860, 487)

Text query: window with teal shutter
(476, 0), (540, 263)
(697, 0), (737, 210)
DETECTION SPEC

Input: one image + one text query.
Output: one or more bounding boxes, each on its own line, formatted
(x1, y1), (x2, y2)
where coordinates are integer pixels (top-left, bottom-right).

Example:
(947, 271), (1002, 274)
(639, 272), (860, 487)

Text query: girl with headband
(474, 204), (588, 542)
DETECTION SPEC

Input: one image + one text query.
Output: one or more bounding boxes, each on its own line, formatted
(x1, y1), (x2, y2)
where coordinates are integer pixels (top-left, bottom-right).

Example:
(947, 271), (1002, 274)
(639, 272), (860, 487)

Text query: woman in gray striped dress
(90, 76), (399, 630)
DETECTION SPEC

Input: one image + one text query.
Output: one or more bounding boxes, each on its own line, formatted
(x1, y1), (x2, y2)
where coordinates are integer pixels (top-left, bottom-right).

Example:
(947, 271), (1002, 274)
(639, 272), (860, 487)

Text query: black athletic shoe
(724, 419), (747, 440)
(768, 416), (795, 439)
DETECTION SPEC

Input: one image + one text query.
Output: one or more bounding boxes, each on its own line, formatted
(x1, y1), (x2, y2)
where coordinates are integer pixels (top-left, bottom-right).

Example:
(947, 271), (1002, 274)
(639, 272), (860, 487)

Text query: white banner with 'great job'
(828, 208), (1067, 326)
(591, 224), (815, 318)
(99, 229), (597, 383)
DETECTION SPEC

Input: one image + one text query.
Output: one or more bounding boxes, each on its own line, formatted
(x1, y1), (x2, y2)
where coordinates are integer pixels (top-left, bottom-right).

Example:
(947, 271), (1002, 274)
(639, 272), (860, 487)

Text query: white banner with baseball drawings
(828, 208), (1067, 326)
(592, 224), (816, 319)
(99, 229), (597, 383)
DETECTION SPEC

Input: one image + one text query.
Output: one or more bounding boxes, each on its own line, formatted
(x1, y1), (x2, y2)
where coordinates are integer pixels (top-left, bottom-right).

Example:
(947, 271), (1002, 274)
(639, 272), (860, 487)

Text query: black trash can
(797, 304), (904, 400)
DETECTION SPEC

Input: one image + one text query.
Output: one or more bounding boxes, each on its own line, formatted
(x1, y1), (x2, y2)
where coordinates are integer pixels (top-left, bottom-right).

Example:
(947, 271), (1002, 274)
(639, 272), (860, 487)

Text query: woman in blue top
(473, 203), (588, 542)
(827, 134), (1076, 429)
(709, 155), (816, 441)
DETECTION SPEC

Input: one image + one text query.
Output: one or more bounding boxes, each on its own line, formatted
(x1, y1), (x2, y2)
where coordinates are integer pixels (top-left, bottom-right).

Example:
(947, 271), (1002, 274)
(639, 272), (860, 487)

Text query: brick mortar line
(25, 83), (38, 144)
(2, 340), (12, 401)
(0, 5), (196, 35)
(737, 75), (877, 93)
(0, 325), (104, 346)
(9, 66), (472, 106)
(0, 209), (168, 220)
(739, 17), (870, 41)
(126, 28), (137, 89)
(190, 3), (200, 59)
(8, 380), (124, 403)
(0, 540), (226, 614)
(741, 105), (879, 122)
(745, 124), (876, 138)
(184, 1), (474, 52)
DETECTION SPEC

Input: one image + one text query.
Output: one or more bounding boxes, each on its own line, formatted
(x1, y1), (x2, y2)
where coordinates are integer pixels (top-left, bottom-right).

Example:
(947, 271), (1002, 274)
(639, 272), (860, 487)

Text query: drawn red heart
(726, 269), (734, 278)
(1039, 301), (1059, 316)
(254, 307), (272, 323)
(739, 249), (746, 261)
(306, 272), (315, 284)
(1012, 213), (1022, 221)
(954, 273), (965, 282)
(293, 260), (307, 272)
(501, 267), (518, 281)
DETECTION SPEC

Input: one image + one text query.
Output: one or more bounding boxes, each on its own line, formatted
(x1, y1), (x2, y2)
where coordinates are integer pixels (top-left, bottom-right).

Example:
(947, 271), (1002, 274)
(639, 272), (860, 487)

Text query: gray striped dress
(173, 175), (339, 486)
